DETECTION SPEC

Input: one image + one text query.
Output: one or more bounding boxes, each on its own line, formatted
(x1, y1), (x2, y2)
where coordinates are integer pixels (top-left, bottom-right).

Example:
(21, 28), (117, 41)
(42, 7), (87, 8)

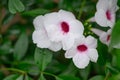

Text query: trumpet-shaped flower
(65, 36), (98, 69)
(94, 0), (118, 27)
(91, 28), (112, 45)
(32, 15), (62, 51)
(44, 10), (84, 50)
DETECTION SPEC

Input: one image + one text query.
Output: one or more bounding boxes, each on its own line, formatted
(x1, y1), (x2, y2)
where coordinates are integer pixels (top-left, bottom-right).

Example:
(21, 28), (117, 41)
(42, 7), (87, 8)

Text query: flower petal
(33, 15), (45, 30)
(65, 47), (77, 58)
(85, 36), (97, 48)
(91, 28), (104, 37)
(32, 30), (51, 48)
(49, 42), (62, 52)
(99, 32), (108, 45)
(62, 34), (74, 50)
(107, 13), (115, 27)
(45, 24), (62, 42)
(69, 20), (84, 36)
(73, 53), (90, 69)
(96, 0), (108, 11)
(95, 9), (108, 27)
(87, 49), (98, 62)
(58, 10), (75, 21)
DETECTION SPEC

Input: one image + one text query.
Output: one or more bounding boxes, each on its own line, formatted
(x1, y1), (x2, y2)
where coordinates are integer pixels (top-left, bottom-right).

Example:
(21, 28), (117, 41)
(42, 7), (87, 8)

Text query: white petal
(91, 28), (104, 37)
(58, 10), (75, 21)
(107, 13), (115, 27)
(85, 36), (97, 48)
(109, 0), (118, 12)
(32, 30), (51, 48)
(87, 49), (98, 62)
(33, 15), (45, 30)
(44, 12), (59, 25)
(99, 32), (108, 45)
(96, 0), (108, 11)
(88, 17), (95, 22)
(107, 29), (112, 34)
(73, 53), (90, 69)
(95, 9), (108, 27)
(69, 20), (84, 36)
(62, 34), (74, 50)
(49, 42), (62, 52)
(65, 47), (77, 58)
(45, 24), (62, 42)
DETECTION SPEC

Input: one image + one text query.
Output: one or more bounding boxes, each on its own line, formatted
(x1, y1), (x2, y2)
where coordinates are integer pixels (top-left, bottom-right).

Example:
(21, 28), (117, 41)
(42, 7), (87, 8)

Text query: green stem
(104, 72), (110, 80)
(77, 0), (86, 20)
(0, 68), (26, 74)
(42, 71), (57, 78)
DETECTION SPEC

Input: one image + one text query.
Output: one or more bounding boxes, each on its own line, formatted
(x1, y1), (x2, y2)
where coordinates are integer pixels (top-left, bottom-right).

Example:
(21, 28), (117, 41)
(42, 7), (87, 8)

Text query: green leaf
(97, 40), (108, 65)
(55, 76), (63, 80)
(3, 74), (19, 80)
(34, 47), (53, 71)
(8, 0), (25, 14)
(110, 20), (120, 48)
(109, 74), (120, 80)
(39, 74), (46, 80)
(112, 49), (120, 70)
(89, 75), (104, 80)
(25, 75), (32, 80)
(58, 75), (80, 80)
(14, 33), (28, 60)
(22, 9), (49, 17)
(16, 75), (24, 80)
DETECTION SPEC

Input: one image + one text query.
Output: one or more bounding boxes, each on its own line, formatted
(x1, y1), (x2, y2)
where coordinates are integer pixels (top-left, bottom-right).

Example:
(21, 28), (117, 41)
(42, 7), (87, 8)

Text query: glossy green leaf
(25, 75), (32, 80)
(3, 74), (19, 80)
(16, 75), (24, 80)
(109, 74), (120, 80)
(34, 47), (53, 71)
(112, 49), (120, 70)
(22, 9), (49, 17)
(58, 75), (80, 80)
(97, 40), (108, 65)
(39, 74), (46, 80)
(110, 20), (120, 48)
(8, 0), (25, 14)
(55, 76), (63, 80)
(89, 75), (104, 80)
(14, 33), (28, 60)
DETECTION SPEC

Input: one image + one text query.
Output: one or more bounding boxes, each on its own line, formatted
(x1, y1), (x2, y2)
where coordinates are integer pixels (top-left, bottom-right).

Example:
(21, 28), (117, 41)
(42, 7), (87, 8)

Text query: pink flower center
(106, 10), (111, 20)
(61, 21), (69, 33)
(77, 44), (88, 52)
(107, 35), (110, 42)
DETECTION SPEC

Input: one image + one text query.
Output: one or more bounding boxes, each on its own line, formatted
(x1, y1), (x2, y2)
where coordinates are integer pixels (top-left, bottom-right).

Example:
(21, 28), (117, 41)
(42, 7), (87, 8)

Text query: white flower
(32, 15), (62, 51)
(94, 0), (118, 27)
(65, 36), (98, 69)
(91, 28), (112, 45)
(44, 10), (84, 50)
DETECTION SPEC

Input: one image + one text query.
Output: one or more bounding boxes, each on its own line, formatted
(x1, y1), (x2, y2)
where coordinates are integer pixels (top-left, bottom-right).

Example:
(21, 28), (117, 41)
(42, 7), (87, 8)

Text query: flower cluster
(90, 0), (118, 27)
(32, 10), (98, 69)
(90, 0), (118, 46)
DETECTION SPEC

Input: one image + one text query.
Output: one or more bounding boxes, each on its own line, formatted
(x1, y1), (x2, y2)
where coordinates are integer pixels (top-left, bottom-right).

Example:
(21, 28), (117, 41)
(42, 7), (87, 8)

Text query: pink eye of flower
(106, 10), (111, 20)
(61, 21), (69, 33)
(77, 44), (88, 52)
(107, 35), (110, 42)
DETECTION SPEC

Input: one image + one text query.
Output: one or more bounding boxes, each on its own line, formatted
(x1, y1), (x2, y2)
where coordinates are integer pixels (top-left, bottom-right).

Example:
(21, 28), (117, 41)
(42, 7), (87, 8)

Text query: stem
(77, 0), (86, 20)
(42, 71), (57, 78)
(104, 72), (110, 80)
(0, 68), (26, 74)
